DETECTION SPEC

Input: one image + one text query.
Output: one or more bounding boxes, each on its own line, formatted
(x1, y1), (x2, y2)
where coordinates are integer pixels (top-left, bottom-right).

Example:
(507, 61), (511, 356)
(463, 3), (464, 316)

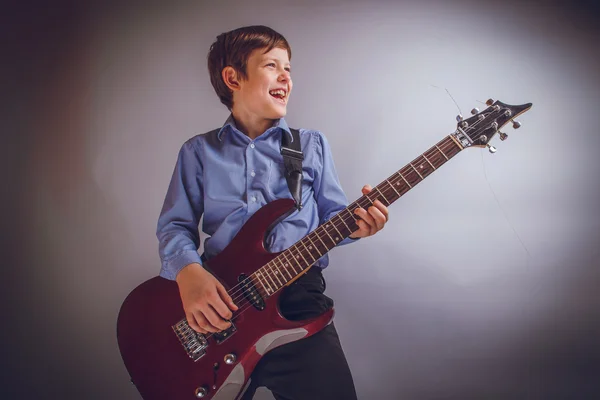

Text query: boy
(157, 25), (388, 399)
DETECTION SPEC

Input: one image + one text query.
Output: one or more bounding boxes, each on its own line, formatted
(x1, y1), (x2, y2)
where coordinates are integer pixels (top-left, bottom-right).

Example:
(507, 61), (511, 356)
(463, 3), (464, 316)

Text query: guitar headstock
(454, 99), (532, 152)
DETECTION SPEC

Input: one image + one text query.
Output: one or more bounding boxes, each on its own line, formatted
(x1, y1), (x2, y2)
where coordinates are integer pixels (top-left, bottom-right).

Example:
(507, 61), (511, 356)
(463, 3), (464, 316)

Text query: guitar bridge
(172, 319), (208, 362)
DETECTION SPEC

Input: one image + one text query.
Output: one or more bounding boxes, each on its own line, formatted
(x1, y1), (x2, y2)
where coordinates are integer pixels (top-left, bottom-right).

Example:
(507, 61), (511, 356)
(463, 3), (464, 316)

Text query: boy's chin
(265, 107), (287, 119)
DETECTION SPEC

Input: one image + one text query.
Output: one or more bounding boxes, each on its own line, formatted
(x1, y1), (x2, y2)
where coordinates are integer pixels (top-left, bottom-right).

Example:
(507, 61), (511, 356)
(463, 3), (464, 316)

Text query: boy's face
(233, 46), (292, 121)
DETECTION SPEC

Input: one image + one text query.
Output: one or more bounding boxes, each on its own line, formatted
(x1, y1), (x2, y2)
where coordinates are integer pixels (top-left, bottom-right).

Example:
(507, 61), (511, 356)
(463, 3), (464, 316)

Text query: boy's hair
(207, 25), (292, 110)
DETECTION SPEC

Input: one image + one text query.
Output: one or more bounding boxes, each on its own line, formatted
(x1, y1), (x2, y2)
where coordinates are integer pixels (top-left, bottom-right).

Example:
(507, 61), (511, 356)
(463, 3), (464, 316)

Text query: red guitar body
(117, 198), (334, 400)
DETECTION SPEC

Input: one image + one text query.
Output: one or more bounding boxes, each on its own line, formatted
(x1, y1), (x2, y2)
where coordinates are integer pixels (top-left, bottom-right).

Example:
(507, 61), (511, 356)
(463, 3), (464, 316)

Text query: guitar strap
(281, 128), (304, 211)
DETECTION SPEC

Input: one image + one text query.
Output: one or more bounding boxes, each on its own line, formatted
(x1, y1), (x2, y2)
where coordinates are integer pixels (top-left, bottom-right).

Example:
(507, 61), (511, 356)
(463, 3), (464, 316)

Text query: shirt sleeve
(156, 139), (205, 280)
(312, 131), (360, 247)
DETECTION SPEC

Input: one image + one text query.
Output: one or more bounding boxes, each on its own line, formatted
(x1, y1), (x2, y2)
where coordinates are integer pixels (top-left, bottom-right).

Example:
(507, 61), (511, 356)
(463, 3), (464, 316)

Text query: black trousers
(240, 267), (358, 400)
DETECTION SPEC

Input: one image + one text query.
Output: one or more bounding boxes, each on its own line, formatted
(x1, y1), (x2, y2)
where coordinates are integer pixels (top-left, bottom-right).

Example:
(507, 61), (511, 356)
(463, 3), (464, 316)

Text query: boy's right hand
(175, 263), (238, 334)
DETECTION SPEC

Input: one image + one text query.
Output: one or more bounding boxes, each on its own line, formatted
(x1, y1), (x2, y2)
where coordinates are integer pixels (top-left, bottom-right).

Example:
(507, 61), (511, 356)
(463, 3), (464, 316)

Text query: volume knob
(224, 353), (237, 365)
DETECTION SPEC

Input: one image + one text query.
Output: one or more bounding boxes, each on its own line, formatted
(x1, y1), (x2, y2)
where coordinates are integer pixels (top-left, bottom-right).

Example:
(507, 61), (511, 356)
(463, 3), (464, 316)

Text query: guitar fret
(398, 171), (412, 188)
(299, 240), (316, 263)
(270, 263), (284, 286)
(281, 257), (294, 280)
(410, 163), (424, 179)
(328, 220), (344, 243)
(449, 134), (464, 150)
(423, 154), (436, 169)
(386, 179), (401, 197)
(256, 271), (273, 294)
(263, 267), (278, 291)
(306, 235), (323, 258)
(267, 264), (281, 289)
(424, 149), (441, 168)
(282, 252), (299, 274)
(337, 213), (351, 233)
(435, 145), (449, 160)
(275, 256), (293, 280)
(360, 196), (372, 209)
(321, 224), (337, 246)
(314, 231), (330, 253)
(293, 244), (311, 266)
(253, 273), (269, 296)
(375, 187), (390, 205)
(271, 257), (283, 281)
(254, 271), (269, 294)
(346, 208), (360, 228)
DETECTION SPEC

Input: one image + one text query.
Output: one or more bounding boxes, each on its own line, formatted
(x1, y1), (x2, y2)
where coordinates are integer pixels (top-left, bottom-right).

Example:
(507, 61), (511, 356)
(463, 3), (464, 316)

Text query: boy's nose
(278, 69), (290, 81)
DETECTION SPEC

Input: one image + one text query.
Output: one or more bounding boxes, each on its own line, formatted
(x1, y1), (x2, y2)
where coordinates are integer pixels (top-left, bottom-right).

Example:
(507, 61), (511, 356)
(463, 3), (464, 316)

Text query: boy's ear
(222, 66), (241, 91)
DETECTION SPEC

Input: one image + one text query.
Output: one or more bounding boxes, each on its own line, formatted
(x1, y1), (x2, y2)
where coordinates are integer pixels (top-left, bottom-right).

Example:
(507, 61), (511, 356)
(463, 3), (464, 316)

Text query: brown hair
(207, 25), (292, 110)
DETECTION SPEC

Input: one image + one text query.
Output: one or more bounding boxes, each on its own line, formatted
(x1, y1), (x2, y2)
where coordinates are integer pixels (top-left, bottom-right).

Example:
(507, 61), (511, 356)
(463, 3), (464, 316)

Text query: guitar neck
(252, 134), (465, 296)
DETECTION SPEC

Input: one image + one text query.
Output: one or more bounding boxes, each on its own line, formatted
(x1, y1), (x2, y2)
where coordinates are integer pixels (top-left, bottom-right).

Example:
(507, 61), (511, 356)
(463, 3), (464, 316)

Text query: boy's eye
(265, 63), (291, 73)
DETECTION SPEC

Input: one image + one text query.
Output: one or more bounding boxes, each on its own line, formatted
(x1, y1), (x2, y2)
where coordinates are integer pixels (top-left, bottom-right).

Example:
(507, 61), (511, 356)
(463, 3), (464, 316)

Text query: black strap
(281, 128), (304, 211)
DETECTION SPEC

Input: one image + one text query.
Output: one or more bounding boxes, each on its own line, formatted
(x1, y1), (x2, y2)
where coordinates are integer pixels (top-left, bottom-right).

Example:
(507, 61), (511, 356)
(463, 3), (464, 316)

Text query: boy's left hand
(349, 184), (389, 239)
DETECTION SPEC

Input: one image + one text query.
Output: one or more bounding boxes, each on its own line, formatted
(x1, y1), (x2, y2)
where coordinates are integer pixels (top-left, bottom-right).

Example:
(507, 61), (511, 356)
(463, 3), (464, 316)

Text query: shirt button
(251, 196), (257, 202)
(250, 170), (256, 177)
(250, 143), (255, 149)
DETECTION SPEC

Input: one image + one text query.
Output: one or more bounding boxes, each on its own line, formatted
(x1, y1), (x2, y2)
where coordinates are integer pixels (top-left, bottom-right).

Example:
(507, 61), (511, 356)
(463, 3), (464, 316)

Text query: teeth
(269, 89), (286, 97)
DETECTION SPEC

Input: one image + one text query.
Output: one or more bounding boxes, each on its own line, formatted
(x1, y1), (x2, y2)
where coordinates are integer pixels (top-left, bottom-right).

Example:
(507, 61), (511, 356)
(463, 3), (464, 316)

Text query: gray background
(4, 0), (600, 399)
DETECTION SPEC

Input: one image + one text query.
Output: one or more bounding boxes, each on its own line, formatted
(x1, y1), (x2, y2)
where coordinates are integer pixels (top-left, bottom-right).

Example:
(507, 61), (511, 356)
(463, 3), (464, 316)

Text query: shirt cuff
(159, 250), (203, 280)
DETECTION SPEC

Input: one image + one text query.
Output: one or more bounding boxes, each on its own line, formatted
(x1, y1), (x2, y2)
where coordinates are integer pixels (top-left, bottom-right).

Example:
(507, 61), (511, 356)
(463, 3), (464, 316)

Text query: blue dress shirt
(157, 115), (358, 280)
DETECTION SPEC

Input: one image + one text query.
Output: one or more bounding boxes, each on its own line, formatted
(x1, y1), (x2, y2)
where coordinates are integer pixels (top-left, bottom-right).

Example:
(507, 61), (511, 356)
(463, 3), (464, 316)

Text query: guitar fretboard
(251, 134), (464, 296)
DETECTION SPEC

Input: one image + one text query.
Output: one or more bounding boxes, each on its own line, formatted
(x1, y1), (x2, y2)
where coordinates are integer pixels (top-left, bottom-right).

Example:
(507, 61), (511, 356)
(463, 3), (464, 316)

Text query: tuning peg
(471, 108), (480, 115)
(498, 131), (508, 141)
(512, 120), (521, 129)
(486, 98), (495, 106)
(487, 144), (497, 153)
(456, 114), (463, 122)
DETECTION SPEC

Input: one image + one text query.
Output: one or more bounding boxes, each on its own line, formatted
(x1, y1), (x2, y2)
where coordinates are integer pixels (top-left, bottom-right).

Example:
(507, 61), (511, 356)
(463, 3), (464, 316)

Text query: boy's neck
(231, 110), (278, 140)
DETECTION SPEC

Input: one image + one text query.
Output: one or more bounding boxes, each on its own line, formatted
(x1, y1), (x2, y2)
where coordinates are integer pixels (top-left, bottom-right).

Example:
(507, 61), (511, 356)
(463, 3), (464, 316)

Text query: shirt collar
(217, 114), (293, 142)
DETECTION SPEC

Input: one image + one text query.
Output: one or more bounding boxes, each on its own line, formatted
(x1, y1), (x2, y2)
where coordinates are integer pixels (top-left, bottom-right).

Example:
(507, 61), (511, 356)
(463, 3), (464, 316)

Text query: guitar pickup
(213, 320), (237, 345)
(239, 273), (265, 311)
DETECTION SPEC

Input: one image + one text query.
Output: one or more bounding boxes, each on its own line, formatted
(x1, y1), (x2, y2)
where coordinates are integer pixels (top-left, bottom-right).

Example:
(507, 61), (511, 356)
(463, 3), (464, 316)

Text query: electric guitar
(117, 99), (532, 399)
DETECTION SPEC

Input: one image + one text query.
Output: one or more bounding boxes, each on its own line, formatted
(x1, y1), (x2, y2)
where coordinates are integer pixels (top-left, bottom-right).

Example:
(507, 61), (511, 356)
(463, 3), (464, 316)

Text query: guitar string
(200, 112), (504, 340)
(221, 136), (462, 306)
(198, 145), (468, 339)
(223, 110), (501, 308)
(223, 110), (497, 303)
(197, 109), (503, 338)
(219, 111), (497, 312)
(196, 139), (462, 339)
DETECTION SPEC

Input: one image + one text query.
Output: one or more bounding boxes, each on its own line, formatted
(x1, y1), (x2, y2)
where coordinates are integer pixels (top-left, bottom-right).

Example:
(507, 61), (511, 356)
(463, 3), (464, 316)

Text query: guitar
(117, 99), (532, 399)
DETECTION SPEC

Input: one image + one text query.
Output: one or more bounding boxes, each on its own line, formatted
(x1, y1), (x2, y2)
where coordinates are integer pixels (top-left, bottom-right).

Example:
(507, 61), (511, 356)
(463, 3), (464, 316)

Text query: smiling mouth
(269, 89), (287, 102)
